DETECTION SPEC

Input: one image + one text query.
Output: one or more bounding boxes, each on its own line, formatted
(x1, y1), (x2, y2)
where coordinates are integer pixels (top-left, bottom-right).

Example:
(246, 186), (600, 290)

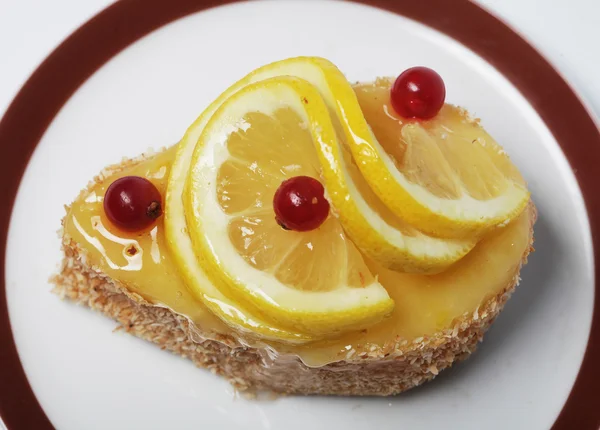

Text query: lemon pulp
(219, 108), (373, 291)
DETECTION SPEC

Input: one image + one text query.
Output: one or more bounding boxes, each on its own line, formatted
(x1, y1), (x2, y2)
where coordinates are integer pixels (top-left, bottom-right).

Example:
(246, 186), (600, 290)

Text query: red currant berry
(273, 176), (330, 232)
(390, 67), (446, 120)
(104, 176), (162, 232)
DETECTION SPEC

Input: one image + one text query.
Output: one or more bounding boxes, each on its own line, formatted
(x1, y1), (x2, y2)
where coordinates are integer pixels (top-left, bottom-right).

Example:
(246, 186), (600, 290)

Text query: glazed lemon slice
(246, 57), (527, 238)
(352, 80), (530, 238)
(241, 56), (476, 269)
(331, 141), (475, 273)
(184, 76), (394, 335)
(167, 56), (475, 296)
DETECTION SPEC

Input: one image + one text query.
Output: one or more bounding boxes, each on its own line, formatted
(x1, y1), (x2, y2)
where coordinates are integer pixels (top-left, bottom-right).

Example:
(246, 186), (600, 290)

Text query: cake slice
(51, 57), (535, 395)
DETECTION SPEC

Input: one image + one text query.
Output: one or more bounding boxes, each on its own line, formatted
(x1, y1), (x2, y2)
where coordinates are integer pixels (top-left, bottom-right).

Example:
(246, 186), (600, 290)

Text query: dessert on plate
(52, 57), (535, 395)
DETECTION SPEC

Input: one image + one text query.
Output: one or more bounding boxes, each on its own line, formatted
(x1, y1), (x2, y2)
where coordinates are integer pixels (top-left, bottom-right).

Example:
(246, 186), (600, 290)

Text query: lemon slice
(167, 57), (475, 296)
(184, 76), (393, 335)
(246, 57), (528, 238)
(244, 56), (476, 270)
(163, 106), (315, 342)
(331, 140), (475, 273)
(353, 80), (530, 238)
(160, 226), (313, 343)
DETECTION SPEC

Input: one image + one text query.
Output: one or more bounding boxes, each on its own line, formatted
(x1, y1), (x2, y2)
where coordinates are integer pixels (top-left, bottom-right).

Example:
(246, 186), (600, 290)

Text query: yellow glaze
(64, 84), (532, 367)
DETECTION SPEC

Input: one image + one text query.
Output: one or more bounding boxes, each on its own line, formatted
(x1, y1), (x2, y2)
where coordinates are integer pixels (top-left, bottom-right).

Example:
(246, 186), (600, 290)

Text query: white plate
(3, 1), (596, 429)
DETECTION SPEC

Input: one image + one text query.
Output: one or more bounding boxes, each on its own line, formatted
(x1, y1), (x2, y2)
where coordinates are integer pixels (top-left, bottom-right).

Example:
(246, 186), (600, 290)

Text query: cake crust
(51, 152), (535, 396)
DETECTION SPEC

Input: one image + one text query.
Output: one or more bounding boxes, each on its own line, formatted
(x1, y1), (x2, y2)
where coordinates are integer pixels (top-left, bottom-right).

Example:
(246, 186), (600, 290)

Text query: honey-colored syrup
(64, 85), (532, 367)
(64, 147), (229, 337)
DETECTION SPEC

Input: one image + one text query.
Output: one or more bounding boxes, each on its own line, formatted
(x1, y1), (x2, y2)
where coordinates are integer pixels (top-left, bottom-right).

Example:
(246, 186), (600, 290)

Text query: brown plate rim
(0, 0), (598, 429)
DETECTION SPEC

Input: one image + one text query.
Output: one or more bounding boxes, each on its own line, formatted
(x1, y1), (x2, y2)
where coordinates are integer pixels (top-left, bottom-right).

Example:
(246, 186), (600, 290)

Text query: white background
(1, 0), (599, 119)
(0, 1), (598, 430)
